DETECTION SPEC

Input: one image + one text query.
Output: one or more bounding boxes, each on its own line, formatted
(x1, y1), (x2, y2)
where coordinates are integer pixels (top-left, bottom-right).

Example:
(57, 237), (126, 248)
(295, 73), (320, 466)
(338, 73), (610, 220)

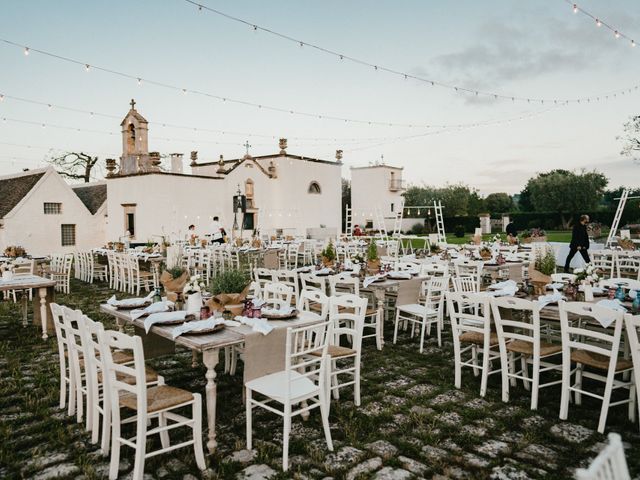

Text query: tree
(618, 115), (640, 161)
(524, 169), (608, 228)
(48, 152), (100, 183)
(485, 192), (514, 214)
(403, 183), (482, 216)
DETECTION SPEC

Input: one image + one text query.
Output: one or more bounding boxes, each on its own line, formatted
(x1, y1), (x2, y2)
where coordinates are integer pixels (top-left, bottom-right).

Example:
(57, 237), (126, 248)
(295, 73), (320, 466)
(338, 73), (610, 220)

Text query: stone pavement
(1, 280), (639, 479)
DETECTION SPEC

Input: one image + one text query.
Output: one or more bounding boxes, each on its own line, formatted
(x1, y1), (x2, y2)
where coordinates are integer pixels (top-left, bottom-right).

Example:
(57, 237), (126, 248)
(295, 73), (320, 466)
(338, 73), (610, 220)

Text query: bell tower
(119, 99), (151, 174)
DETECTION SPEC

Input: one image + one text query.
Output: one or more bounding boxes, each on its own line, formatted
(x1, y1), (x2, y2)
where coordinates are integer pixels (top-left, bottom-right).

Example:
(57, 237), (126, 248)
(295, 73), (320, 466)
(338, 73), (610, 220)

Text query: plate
(183, 323), (225, 335)
(115, 301), (151, 310)
(261, 309), (299, 320)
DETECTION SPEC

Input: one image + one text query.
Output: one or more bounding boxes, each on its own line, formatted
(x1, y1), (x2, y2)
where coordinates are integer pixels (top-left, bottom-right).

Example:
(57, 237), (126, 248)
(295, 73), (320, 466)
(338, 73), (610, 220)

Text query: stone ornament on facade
(279, 138), (288, 154)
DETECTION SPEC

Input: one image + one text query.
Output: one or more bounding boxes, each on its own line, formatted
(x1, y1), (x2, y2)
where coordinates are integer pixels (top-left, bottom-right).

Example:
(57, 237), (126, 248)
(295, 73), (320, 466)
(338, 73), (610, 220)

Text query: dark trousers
(564, 247), (590, 271)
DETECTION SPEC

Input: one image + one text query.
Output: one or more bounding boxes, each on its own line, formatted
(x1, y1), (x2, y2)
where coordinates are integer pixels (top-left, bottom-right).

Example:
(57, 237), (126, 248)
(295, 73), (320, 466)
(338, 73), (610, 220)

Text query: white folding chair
(447, 291), (501, 397)
(453, 259), (484, 292)
(99, 329), (206, 480)
(50, 303), (75, 413)
(245, 321), (333, 472)
(263, 282), (294, 310)
(490, 296), (562, 410)
(592, 250), (617, 279)
(558, 301), (635, 433)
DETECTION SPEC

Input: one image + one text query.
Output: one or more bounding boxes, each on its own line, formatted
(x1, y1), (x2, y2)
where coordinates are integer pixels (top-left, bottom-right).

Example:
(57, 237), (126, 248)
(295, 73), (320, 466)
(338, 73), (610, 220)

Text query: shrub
(454, 225), (465, 238)
(210, 269), (251, 295)
(534, 247), (556, 276)
(321, 240), (336, 261)
(366, 241), (378, 261)
(410, 223), (425, 235)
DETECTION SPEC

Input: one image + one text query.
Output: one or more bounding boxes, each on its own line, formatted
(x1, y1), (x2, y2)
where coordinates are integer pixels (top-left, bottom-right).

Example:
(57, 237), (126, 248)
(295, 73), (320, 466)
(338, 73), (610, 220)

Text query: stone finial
(106, 158), (117, 177)
(217, 155), (226, 174)
(279, 138), (288, 154)
(335, 149), (343, 163)
(190, 151), (198, 166)
(218, 154), (224, 166)
(268, 160), (277, 179)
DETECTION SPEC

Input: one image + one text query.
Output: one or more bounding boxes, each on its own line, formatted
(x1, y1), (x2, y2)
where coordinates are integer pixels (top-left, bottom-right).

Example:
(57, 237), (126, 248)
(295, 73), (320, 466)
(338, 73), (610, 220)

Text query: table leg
(39, 287), (48, 340)
(192, 350), (199, 368)
(116, 318), (125, 333)
(21, 290), (28, 328)
(202, 349), (219, 454)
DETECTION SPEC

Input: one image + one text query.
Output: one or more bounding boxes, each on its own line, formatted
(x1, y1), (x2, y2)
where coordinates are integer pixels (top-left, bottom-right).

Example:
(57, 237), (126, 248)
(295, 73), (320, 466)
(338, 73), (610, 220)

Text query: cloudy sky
(1, 0), (639, 193)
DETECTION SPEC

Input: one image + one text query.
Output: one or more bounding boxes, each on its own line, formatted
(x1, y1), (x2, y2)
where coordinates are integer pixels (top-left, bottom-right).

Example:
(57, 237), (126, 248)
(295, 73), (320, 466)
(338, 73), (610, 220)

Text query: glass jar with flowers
(183, 274), (205, 315)
(572, 263), (600, 301)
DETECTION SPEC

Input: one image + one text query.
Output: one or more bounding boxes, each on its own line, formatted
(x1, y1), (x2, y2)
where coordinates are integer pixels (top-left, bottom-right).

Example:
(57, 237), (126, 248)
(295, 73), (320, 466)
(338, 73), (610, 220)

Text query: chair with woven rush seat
(245, 320), (333, 472)
(447, 291), (501, 397)
(489, 296), (562, 410)
(99, 329), (205, 480)
(323, 294), (368, 405)
(297, 289), (330, 320)
(393, 276), (447, 351)
(558, 301), (635, 433)
(272, 269), (300, 306)
(575, 432), (630, 480)
(299, 272), (327, 293)
(50, 303), (75, 413)
(50, 253), (74, 294)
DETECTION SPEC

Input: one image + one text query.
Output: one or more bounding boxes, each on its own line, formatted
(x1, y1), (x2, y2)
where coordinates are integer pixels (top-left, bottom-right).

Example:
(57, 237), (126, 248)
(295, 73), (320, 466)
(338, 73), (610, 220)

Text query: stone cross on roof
(244, 140), (251, 156)
(130, 98), (136, 110)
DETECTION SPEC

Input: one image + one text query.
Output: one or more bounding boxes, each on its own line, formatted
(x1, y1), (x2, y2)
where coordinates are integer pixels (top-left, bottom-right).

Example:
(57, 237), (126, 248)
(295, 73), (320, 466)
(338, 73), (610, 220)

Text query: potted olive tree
(529, 246), (556, 295)
(320, 240), (337, 268)
(208, 269), (251, 316)
(366, 241), (380, 275)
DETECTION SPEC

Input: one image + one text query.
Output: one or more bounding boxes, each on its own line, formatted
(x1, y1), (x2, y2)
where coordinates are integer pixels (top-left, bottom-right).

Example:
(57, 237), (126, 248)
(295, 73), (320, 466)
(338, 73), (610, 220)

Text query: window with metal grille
(44, 202), (62, 214)
(61, 224), (76, 246)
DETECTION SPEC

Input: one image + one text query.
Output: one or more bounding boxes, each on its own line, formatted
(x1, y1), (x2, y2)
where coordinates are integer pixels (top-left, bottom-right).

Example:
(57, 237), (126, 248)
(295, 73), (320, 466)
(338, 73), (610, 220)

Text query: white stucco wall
(350, 165), (404, 231)
(105, 173), (227, 243)
(190, 155), (342, 237)
(0, 169), (106, 256)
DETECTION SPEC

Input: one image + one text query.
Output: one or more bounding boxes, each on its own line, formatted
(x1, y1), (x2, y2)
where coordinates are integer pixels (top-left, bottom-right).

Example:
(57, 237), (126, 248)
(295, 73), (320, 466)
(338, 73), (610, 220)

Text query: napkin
(234, 316), (274, 335)
(314, 267), (333, 275)
(596, 299), (627, 313)
(538, 289), (565, 308)
(363, 274), (386, 288)
(107, 291), (154, 308)
(171, 318), (239, 339)
(546, 283), (564, 290)
(262, 306), (295, 316)
(489, 280), (517, 291)
(131, 300), (174, 320)
(144, 311), (189, 333)
(387, 271), (412, 280)
(487, 285), (518, 297)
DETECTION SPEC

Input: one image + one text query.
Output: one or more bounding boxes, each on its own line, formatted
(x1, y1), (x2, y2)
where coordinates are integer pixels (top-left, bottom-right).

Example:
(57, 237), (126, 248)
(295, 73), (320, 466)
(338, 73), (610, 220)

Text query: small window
(245, 179), (254, 199)
(308, 181), (321, 194)
(61, 224), (76, 246)
(44, 203), (62, 214)
(391, 203), (394, 213)
(126, 213), (135, 237)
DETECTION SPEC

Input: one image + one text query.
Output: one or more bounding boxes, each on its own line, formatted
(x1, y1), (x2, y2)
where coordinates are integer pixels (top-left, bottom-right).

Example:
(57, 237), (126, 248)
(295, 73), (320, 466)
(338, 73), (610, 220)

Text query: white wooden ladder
(434, 200), (447, 244)
(606, 188), (630, 248)
(344, 205), (353, 236)
(391, 198), (405, 237)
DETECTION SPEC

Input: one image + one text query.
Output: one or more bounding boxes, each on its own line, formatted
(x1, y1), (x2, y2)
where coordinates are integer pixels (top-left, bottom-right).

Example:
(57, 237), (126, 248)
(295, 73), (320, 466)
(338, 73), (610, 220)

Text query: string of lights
(0, 91), (567, 150)
(183, 0), (640, 104)
(565, 1), (636, 46)
(2, 36), (637, 132)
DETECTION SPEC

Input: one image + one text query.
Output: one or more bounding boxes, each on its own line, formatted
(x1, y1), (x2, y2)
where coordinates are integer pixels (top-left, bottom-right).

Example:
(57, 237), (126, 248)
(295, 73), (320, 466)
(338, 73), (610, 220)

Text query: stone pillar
(502, 215), (510, 232)
(479, 213), (491, 235)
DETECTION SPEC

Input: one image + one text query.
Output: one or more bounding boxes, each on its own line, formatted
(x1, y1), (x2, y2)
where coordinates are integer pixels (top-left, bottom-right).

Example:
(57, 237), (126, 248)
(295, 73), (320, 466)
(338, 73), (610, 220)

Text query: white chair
(51, 253), (74, 294)
(575, 433), (630, 480)
(245, 321), (333, 472)
(253, 268), (275, 292)
(599, 277), (640, 292)
(263, 282), (294, 309)
(325, 294), (368, 406)
(592, 250), (617, 279)
(419, 262), (449, 278)
(624, 313), (640, 432)
(99, 329), (206, 480)
(551, 273), (577, 283)
(453, 259), (483, 292)
(452, 275), (479, 294)
(447, 292), (501, 397)
(490, 296), (562, 410)
(129, 256), (155, 296)
(50, 303), (75, 413)
(297, 289), (330, 320)
(616, 251), (640, 280)
(393, 276), (447, 351)
(558, 301), (635, 433)
(299, 272), (326, 293)
(272, 269), (300, 305)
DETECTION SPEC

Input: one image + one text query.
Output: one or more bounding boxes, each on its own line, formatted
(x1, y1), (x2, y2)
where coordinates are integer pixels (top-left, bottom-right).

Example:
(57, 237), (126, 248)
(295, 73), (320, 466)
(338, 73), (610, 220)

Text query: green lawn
(406, 231), (574, 247)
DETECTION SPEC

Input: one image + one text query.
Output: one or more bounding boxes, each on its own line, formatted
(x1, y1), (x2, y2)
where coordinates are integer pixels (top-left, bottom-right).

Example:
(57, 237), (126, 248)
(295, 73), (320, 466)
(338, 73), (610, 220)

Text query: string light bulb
(85, 64), (91, 72)
(615, 30), (620, 39)
(596, 18), (601, 27)
(137, 78), (142, 85)
(632, 40), (636, 47)
(0, 94), (4, 102)
(24, 47), (29, 56)
(573, 3), (578, 13)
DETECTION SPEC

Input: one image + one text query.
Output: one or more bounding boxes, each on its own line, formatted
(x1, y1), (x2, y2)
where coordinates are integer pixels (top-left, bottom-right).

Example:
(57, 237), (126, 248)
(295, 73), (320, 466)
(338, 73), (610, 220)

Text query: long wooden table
(100, 304), (321, 454)
(0, 275), (56, 339)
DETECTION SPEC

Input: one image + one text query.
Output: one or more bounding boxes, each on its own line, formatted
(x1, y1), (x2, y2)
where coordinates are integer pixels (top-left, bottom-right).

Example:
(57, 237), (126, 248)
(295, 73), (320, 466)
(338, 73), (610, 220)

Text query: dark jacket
(570, 223), (589, 249)
(506, 222), (517, 237)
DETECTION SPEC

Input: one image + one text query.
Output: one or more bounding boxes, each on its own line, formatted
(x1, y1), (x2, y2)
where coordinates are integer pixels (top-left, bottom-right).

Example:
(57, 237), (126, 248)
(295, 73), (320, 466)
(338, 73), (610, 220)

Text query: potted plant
(4, 245), (26, 258)
(573, 263), (600, 301)
(529, 246), (556, 295)
(183, 274), (206, 315)
(618, 238), (636, 251)
(521, 228), (547, 244)
(479, 246), (493, 260)
(321, 240), (336, 268)
(366, 241), (380, 275)
(208, 269), (251, 316)
(160, 265), (189, 302)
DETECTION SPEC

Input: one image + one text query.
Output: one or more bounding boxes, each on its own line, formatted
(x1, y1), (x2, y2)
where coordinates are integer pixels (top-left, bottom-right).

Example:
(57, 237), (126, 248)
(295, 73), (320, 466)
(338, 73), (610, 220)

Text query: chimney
(170, 153), (184, 174)
(190, 151), (198, 167)
(106, 158), (117, 177)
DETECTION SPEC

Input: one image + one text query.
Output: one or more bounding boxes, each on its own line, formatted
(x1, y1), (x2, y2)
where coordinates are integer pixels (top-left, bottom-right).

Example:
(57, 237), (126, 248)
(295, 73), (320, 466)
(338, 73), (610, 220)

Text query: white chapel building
(104, 100), (343, 243)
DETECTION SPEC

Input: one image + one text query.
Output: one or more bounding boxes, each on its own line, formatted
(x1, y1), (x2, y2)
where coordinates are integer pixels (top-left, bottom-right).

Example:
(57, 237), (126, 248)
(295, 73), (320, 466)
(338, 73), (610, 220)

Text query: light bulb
(596, 18), (601, 27)
(615, 30), (620, 38)
(182, 88), (187, 95)
(632, 40), (636, 47)
(47, 104), (52, 110)
(85, 64), (90, 72)
(24, 47), (29, 56)
(0, 94), (4, 102)
(137, 78), (142, 85)
(572, 3), (577, 13)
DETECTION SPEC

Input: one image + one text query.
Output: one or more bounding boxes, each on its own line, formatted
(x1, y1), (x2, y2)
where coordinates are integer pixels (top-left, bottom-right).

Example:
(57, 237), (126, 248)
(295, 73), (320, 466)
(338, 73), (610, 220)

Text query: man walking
(564, 214), (590, 272)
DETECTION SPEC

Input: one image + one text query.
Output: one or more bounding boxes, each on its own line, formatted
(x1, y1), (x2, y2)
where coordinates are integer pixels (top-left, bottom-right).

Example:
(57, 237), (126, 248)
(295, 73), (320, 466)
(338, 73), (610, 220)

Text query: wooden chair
(558, 301), (635, 433)
(447, 291), (501, 397)
(575, 433), (630, 480)
(263, 282), (294, 310)
(490, 296), (562, 410)
(99, 329), (206, 480)
(245, 321), (333, 471)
